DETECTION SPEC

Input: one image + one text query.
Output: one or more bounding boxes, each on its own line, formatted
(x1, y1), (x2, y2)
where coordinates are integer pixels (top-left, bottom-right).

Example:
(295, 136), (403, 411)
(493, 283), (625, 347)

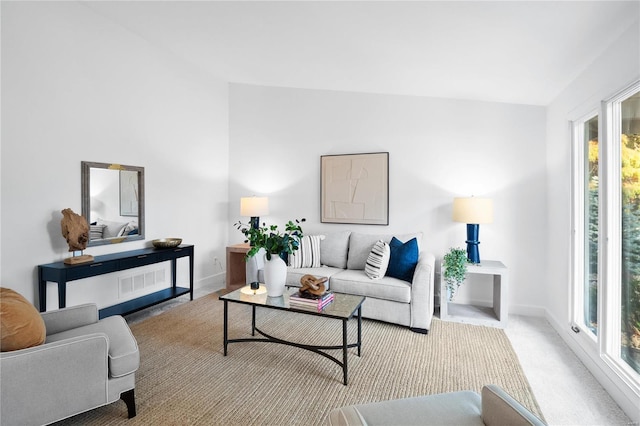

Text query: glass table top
(220, 286), (365, 320)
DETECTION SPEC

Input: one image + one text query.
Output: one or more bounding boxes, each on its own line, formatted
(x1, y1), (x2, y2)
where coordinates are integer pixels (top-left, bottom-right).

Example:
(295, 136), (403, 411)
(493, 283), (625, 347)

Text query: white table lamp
(452, 197), (493, 264)
(240, 196), (269, 229)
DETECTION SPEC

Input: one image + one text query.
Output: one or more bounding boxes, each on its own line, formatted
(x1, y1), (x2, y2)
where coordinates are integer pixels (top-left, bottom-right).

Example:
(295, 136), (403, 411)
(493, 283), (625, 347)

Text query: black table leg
(252, 305), (256, 336)
(58, 282), (67, 309)
(38, 269), (46, 312)
(189, 250), (194, 300)
(343, 318), (348, 385)
(223, 300), (228, 356)
(357, 306), (362, 357)
(171, 258), (177, 291)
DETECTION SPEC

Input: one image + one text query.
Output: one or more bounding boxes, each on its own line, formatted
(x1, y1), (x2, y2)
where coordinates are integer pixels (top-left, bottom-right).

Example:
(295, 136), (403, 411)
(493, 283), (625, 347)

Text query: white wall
(545, 21), (640, 422)
(1, 2), (229, 307)
(228, 84), (547, 314)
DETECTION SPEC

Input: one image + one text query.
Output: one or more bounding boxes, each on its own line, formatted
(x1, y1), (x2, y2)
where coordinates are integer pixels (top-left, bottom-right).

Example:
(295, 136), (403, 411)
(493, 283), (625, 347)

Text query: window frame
(571, 80), (640, 395)
(601, 81), (640, 391)
(571, 110), (599, 344)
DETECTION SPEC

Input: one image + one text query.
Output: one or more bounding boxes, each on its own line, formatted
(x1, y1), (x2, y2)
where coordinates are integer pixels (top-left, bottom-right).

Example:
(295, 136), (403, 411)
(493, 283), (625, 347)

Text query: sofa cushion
(364, 240), (390, 280)
(0, 288), (46, 352)
(289, 235), (324, 268)
(330, 270), (411, 303)
(347, 232), (422, 270)
(46, 315), (139, 378)
(386, 237), (419, 282)
(320, 231), (351, 268)
(96, 218), (128, 239)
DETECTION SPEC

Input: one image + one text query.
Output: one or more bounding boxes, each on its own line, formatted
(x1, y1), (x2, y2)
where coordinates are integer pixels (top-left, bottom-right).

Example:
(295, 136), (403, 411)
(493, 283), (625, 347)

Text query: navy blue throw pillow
(386, 237), (419, 282)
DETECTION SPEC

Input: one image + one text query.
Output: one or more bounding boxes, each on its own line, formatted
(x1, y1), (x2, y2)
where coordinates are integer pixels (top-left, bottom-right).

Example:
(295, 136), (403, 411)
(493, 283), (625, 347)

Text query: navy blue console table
(38, 245), (194, 319)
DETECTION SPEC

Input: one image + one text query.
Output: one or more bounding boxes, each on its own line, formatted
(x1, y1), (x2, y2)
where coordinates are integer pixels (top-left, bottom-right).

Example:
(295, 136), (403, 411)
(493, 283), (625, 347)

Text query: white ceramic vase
(263, 254), (287, 297)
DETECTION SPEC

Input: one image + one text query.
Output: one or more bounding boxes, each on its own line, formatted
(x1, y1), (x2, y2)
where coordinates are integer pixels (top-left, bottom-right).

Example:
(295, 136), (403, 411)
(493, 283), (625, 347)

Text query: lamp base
(249, 216), (260, 229)
(465, 223), (481, 264)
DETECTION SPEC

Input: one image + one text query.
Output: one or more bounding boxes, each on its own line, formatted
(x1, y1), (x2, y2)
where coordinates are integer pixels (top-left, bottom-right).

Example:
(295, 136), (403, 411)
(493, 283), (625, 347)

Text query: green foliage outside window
(589, 132), (640, 373)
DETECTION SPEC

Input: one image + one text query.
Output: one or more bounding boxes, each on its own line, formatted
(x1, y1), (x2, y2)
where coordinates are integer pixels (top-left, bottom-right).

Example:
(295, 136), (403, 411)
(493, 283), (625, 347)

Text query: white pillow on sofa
(364, 240), (391, 280)
(347, 232), (422, 270)
(118, 221), (138, 237)
(289, 235), (325, 268)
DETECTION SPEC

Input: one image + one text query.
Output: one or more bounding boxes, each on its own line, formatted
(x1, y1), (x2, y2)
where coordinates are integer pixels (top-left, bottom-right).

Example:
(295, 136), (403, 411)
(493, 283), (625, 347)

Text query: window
(618, 91), (640, 374)
(572, 81), (640, 390)
(573, 114), (599, 338)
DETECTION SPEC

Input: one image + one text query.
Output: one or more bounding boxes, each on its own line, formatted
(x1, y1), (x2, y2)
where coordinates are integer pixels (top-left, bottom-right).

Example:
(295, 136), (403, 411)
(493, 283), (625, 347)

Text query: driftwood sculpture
(60, 208), (93, 264)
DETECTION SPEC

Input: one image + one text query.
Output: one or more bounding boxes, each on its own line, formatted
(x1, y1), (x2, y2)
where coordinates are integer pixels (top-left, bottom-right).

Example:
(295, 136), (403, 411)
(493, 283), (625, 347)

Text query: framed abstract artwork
(321, 152), (389, 225)
(119, 170), (139, 217)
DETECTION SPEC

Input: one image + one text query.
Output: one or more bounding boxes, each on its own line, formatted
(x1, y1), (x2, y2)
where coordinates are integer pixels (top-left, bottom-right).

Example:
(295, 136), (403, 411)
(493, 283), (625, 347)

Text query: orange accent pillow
(0, 288), (46, 352)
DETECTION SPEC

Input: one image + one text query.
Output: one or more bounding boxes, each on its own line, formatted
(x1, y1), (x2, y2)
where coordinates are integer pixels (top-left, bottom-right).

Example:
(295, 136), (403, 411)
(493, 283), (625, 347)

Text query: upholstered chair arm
(41, 303), (99, 335)
(0, 333), (110, 426)
(409, 252), (436, 332)
(245, 247), (266, 285)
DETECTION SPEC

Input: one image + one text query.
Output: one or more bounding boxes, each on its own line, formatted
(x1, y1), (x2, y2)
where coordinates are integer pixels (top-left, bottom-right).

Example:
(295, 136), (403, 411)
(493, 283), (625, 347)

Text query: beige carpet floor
(55, 293), (543, 425)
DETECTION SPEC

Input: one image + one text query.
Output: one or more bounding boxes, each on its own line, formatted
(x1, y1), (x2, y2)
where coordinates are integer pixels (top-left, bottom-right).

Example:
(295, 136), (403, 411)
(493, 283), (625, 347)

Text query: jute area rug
(55, 293), (543, 425)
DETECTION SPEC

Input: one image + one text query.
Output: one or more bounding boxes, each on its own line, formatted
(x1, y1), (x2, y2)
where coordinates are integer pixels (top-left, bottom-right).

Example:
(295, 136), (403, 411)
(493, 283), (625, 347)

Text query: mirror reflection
(81, 161), (145, 247)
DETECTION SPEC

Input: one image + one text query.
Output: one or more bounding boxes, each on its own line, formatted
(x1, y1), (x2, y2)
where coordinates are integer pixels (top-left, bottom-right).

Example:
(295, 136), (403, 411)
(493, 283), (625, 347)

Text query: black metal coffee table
(220, 286), (365, 385)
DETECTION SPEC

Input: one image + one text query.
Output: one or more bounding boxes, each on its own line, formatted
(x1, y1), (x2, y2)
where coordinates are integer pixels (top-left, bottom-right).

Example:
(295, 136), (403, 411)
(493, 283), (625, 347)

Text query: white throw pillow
(118, 221), (138, 237)
(365, 240), (391, 280)
(289, 235), (324, 268)
(89, 224), (106, 240)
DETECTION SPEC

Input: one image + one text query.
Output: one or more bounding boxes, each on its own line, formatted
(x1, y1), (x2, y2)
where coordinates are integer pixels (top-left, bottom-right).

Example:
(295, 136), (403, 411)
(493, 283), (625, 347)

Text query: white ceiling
(85, 1), (640, 106)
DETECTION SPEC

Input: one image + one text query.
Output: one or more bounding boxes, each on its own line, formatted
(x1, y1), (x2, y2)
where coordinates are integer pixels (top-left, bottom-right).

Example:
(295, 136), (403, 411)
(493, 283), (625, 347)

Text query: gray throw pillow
(320, 231), (351, 268)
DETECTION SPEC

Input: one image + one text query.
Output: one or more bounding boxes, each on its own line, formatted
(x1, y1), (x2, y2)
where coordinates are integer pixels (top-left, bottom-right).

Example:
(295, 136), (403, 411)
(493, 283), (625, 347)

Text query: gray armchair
(327, 384), (547, 425)
(0, 303), (139, 425)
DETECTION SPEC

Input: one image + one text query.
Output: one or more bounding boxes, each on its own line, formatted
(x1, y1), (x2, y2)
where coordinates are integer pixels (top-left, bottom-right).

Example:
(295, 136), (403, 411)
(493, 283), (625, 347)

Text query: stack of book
(289, 291), (334, 310)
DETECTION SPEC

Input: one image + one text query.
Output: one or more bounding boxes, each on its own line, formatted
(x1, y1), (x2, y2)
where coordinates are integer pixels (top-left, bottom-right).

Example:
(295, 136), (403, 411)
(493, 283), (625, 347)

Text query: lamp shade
(240, 197), (269, 217)
(452, 197), (493, 224)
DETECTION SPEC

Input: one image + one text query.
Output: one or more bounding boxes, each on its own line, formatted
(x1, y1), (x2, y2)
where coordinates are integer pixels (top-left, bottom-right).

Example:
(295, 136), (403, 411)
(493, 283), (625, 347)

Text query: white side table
(440, 260), (508, 328)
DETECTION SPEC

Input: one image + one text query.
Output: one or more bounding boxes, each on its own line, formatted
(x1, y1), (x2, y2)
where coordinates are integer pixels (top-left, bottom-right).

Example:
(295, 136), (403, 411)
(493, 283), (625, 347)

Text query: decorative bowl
(152, 238), (182, 249)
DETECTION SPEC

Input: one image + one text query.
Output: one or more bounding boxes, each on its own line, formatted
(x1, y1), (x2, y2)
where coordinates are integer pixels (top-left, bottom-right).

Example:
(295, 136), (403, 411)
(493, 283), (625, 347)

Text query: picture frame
(119, 170), (139, 217)
(321, 152), (389, 225)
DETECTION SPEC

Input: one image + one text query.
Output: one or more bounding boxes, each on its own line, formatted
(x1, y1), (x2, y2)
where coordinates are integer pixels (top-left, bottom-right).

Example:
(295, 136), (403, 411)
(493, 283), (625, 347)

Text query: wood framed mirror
(81, 161), (145, 247)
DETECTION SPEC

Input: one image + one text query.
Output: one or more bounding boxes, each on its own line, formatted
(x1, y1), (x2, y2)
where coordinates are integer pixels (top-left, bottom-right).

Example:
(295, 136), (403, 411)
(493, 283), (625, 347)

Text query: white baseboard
(195, 272), (225, 291)
(508, 303), (546, 317)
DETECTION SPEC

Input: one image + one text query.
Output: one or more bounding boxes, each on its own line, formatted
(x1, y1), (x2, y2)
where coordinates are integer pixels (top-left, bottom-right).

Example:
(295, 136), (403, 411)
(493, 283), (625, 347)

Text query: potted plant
(443, 247), (468, 301)
(235, 218), (305, 297)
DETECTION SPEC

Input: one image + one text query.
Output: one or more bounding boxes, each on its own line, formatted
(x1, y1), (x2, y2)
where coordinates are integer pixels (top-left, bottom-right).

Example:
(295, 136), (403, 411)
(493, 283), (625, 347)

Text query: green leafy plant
(443, 247), (468, 301)
(235, 218), (306, 260)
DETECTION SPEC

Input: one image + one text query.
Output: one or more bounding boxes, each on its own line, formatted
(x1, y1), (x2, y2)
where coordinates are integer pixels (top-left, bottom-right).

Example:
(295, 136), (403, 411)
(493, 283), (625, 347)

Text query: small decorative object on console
(60, 208), (94, 265)
(152, 238), (182, 249)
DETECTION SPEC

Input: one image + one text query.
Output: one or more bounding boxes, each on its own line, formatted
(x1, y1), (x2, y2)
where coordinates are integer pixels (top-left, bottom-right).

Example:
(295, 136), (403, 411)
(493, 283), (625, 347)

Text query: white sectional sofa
(246, 231), (436, 333)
